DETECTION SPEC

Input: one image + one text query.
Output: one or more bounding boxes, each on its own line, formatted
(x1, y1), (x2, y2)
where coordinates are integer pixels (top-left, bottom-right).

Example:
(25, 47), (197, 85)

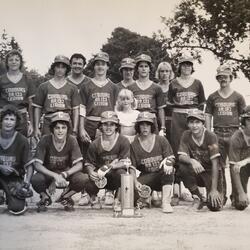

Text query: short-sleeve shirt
(80, 79), (118, 118)
(131, 135), (174, 173)
(162, 89), (172, 118)
(229, 129), (250, 164)
(168, 79), (206, 109)
(85, 134), (130, 170)
(116, 81), (136, 92)
(178, 129), (220, 170)
(33, 80), (80, 114)
(128, 81), (165, 113)
(34, 134), (82, 173)
(205, 91), (246, 128)
(67, 75), (91, 91)
(0, 131), (33, 177)
(0, 73), (35, 110)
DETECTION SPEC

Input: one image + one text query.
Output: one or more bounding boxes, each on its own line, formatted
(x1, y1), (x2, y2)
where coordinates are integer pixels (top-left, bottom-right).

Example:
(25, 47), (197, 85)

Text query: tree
(0, 30), (23, 74)
(0, 30), (45, 84)
(84, 27), (170, 83)
(157, 0), (250, 80)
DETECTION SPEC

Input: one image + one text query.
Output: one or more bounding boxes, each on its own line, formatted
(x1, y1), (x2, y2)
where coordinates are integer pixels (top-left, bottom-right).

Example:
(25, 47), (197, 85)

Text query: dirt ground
(0, 169), (249, 250)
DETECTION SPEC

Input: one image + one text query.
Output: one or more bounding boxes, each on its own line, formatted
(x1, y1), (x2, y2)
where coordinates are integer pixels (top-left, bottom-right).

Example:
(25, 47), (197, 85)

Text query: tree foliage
(84, 27), (170, 83)
(157, 0), (250, 80)
(0, 29), (45, 85)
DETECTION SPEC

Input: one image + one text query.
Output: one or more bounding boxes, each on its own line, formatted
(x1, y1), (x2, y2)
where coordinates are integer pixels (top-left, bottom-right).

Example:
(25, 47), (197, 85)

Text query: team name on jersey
(49, 155), (68, 166)
(5, 87), (26, 101)
(92, 92), (110, 106)
(48, 94), (69, 108)
(101, 154), (117, 165)
(141, 155), (163, 172)
(135, 94), (152, 109)
(215, 102), (236, 116)
(176, 92), (197, 105)
(0, 155), (16, 166)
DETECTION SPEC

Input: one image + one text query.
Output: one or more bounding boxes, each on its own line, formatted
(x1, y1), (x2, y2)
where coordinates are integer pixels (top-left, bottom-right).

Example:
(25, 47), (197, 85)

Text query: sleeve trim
(72, 157), (83, 165)
(32, 103), (43, 108)
(178, 151), (188, 156)
(210, 153), (220, 160)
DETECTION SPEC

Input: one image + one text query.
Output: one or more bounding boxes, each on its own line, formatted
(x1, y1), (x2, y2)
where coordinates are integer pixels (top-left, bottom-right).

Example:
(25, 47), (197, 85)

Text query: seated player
(130, 112), (175, 213)
(229, 106), (250, 210)
(31, 112), (88, 212)
(115, 89), (139, 143)
(84, 111), (130, 210)
(0, 105), (33, 215)
(178, 110), (225, 211)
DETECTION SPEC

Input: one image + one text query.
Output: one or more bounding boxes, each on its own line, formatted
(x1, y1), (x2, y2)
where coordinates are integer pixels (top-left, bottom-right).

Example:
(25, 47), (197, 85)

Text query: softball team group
(0, 49), (249, 215)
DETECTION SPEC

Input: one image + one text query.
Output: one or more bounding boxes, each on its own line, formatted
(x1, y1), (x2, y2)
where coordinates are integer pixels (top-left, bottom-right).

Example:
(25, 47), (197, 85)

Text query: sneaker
(37, 195), (52, 213)
(9, 206), (27, 215)
(170, 195), (179, 206)
(104, 191), (114, 206)
(180, 192), (194, 202)
(90, 196), (102, 209)
(78, 193), (90, 206)
(192, 195), (204, 210)
(61, 197), (75, 212)
(162, 203), (173, 213)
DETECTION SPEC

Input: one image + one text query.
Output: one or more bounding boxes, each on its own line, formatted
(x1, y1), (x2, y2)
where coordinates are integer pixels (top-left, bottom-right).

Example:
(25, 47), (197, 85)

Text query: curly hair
(70, 53), (86, 66)
(5, 50), (23, 71)
(0, 104), (21, 129)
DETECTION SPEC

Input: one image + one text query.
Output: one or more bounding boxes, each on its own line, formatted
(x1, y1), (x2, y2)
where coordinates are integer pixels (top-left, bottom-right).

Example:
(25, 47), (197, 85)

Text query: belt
(173, 108), (198, 114)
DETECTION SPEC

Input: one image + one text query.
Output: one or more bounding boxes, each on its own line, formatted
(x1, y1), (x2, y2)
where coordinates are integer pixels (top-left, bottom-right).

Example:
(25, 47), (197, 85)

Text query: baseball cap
(50, 112), (71, 123)
(178, 55), (193, 64)
(53, 55), (70, 66)
(187, 110), (205, 122)
(136, 112), (155, 124)
(94, 52), (110, 63)
(241, 105), (250, 118)
(216, 65), (233, 77)
(100, 111), (119, 124)
(135, 54), (152, 64)
(119, 57), (135, 71)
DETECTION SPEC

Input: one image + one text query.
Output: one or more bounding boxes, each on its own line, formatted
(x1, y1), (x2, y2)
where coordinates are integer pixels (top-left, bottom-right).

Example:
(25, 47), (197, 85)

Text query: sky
(0, 0), (249, 102)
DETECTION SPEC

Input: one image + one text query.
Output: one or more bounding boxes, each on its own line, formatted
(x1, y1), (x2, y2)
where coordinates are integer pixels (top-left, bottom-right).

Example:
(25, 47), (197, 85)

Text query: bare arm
(33, 107), (42, 139)
(158, 108), (166, 136)
(72, 107), (79, 135)
(205, 113), (212, 131)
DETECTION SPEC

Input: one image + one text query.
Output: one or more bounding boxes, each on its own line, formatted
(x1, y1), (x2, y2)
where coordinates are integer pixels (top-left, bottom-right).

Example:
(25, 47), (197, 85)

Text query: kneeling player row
(0, 105), (249, 215)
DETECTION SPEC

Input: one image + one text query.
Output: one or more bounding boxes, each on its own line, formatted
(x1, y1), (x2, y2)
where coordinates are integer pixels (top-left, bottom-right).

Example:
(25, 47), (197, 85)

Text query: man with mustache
(205, 65), (246, 206)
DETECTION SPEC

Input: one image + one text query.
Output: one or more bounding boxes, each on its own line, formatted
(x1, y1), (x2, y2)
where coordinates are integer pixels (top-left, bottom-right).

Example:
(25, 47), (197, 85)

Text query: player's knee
(70, 173), (89, 192)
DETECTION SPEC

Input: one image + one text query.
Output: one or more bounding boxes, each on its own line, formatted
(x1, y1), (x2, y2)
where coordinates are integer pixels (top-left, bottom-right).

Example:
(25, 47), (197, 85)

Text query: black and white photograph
(0, 0), (249, 249)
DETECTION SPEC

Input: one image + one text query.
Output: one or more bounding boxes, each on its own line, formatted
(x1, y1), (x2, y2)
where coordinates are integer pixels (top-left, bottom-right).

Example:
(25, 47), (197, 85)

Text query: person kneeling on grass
(83, 111), (130, 210)
(130, 112), (175, 213)
(31, 112), (88, 212)
(178, 110), (225, 211)
(0, 105), (33, 215)
(229, 106), (250, 210)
